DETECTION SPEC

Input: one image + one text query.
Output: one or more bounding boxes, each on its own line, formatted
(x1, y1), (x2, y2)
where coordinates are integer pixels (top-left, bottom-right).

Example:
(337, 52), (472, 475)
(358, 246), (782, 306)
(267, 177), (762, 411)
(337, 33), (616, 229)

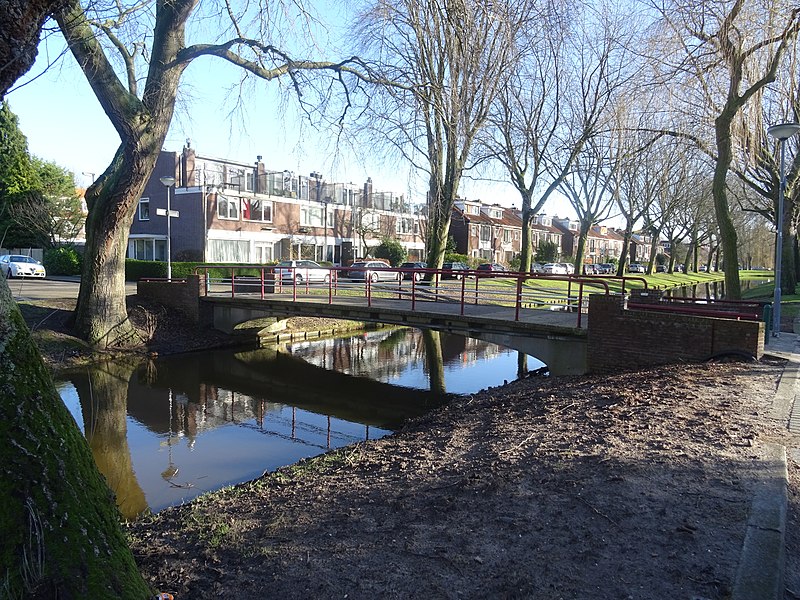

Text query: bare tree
(357, 0), (529, 274)
(650, 0), (800, 298)
(47, 0), (381, 347)
(486, 1), (639, 273)
(559, 137), (618, 274)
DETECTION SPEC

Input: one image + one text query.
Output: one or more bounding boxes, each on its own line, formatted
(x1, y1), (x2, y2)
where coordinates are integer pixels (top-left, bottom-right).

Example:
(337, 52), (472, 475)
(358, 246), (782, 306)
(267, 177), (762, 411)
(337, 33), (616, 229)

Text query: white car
(275, 260), (331, 283)
(0, 255), (46, 279)
(541, 263), (567, 275)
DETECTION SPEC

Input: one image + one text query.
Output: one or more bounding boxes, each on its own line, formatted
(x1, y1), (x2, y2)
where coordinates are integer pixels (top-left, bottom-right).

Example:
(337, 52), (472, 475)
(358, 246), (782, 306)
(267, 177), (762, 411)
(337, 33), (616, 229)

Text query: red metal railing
(194, 264), (616, 328)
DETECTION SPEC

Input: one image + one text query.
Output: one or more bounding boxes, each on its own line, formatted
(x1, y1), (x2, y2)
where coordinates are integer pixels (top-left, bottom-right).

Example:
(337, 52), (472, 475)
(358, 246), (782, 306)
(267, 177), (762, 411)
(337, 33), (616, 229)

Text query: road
(4, 276), (138, 301)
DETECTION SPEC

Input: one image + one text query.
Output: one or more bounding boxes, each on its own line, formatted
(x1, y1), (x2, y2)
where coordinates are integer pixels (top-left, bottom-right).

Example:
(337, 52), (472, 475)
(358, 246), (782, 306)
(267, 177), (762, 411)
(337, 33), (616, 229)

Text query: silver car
(0, 254), (46, 278)
(346, 260), (400, 282)
(275, 260), (330, 283)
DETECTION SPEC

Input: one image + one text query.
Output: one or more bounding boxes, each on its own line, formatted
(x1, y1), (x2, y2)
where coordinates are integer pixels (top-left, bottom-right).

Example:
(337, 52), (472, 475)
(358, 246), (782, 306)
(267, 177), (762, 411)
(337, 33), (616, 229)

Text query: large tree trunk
(713, 112), (741, 298)
(616, 219), (634, 277)
(75, 144), (165, 346)
(519, 189), (533, 272)
(0, 279), (150, 597)
(56, 0), (187, 347)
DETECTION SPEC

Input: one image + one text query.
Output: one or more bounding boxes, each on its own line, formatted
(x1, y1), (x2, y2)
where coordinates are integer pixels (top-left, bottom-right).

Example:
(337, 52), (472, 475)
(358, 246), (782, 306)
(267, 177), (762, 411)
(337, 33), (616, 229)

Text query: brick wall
(587, 294), (764, 373)
(137, 275), (202, 323)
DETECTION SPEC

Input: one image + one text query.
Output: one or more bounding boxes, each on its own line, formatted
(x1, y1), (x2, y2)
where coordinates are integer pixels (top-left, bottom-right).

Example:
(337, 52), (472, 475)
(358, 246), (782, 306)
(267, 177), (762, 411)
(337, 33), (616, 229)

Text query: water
(57, 328), (546, 518)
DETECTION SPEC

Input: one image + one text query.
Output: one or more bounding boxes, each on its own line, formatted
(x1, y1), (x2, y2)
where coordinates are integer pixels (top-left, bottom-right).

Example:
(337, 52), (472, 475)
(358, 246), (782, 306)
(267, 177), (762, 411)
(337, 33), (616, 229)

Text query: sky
(5, 7), (577, 220)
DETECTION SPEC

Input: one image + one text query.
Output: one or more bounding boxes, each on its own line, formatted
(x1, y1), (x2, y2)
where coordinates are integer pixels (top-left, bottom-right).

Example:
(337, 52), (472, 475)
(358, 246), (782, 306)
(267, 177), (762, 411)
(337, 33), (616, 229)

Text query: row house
(552, 218), (625, 263)
(449, 201), (564, 264)
(128, 143), (427, 266)
(450, 201), (522, 263)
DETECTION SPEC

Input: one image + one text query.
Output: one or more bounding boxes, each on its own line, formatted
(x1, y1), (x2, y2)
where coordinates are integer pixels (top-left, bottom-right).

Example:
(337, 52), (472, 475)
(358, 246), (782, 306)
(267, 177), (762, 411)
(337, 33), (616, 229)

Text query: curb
(732, 345), (798, 600)
(731, 443), (787, 600)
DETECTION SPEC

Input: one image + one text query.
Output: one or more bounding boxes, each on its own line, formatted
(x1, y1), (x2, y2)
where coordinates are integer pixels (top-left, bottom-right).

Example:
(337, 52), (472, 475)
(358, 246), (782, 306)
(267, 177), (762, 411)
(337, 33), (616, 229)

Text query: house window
(138, 198), (150, 221)
(242, 198), (272, 222)
(131, 238), (166, 261)
(396, 217), (416, 234)
(503, 229), (511, 243)
(480, 225), (491, 242)
(218, 194), (239, 220)
(301, 205), (325, 227)
(207, 239), (249, 262)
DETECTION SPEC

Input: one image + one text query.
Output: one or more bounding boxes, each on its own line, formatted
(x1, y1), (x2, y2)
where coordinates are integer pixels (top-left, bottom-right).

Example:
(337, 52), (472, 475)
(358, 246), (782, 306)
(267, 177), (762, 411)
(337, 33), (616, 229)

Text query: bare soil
(20, 298), (800, 599)
(128, 360), (799, 600)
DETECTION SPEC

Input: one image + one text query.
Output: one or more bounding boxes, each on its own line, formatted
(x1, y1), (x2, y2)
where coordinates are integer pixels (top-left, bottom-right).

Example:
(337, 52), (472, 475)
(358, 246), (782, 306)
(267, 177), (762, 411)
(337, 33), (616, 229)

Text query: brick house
(128, 143), (427, 266)
(450, 201), (522, 263)
(448, 201), (565, 264)
(552, 218), (625, 264)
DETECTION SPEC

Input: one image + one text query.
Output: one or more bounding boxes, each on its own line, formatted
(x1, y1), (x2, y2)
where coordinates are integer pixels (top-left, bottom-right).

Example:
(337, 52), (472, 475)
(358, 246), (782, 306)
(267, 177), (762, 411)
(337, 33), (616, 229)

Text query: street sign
(155, 209), (180, 217)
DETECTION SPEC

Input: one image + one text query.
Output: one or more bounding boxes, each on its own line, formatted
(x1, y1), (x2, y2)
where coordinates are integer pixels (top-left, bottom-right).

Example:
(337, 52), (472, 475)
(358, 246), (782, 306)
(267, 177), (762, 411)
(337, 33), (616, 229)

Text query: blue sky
(5, 10), (575, 219)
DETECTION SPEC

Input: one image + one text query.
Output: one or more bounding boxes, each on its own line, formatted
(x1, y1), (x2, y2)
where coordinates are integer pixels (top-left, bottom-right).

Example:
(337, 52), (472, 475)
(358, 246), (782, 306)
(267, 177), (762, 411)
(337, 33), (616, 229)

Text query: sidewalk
(732, 333), (799, 599)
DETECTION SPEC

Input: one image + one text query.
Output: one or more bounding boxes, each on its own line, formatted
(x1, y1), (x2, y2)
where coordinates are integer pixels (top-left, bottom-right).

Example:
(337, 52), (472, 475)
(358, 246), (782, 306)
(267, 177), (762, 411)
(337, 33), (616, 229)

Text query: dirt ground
(20, 298), (800, 599)
(126, 360), (798, 600)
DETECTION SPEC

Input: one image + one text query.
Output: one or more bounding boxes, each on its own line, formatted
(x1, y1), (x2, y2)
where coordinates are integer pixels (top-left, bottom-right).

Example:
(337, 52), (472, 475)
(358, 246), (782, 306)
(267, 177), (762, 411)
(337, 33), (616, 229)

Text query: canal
(57, 327), (555, 519)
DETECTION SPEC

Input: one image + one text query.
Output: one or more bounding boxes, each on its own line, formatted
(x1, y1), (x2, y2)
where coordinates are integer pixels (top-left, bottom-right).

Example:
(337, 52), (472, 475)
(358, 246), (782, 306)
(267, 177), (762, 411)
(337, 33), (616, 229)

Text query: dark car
(596, 263), (614, 274)
(441, 261), (470, 280)
(476, 263), (507, 277)
(399, 261), (427, 281)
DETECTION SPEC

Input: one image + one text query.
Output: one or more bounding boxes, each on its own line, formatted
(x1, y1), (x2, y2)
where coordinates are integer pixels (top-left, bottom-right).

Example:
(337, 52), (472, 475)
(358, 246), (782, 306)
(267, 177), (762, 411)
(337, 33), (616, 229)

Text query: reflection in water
(665, 277), (769, 300)
(58, 328), (547, 517)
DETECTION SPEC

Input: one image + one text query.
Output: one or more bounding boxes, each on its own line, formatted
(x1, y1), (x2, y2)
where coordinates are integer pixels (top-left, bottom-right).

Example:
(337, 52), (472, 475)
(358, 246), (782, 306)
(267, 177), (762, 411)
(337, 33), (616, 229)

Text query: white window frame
(217, 194), (240, 220)
(138, 198), (150, 221)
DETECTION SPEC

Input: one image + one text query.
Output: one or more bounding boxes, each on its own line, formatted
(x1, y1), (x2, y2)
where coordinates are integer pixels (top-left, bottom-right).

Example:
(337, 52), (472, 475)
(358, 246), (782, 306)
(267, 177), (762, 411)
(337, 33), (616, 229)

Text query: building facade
(128, 144), (427, 266)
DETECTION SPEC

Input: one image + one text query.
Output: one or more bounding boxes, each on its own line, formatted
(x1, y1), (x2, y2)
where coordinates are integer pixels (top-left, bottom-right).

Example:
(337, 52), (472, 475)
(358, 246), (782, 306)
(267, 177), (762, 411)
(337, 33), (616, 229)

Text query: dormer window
(569, 222), (578, 231)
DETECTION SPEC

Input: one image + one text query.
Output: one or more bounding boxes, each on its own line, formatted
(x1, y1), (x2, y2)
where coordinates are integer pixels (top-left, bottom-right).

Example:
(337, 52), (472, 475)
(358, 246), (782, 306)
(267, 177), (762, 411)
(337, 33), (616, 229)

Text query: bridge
(138, 265), (765, 375)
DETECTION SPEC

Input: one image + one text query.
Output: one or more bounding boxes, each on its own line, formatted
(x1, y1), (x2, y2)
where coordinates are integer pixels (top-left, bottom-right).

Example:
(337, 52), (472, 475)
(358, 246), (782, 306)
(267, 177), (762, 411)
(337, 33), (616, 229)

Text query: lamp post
(767, 122), (800, 338)
(159, 175), (176, 280)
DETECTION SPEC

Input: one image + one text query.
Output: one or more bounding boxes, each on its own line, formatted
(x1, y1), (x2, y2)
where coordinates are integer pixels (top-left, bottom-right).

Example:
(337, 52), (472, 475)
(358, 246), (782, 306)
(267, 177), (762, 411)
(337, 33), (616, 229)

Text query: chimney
(364, 177), (373, 208)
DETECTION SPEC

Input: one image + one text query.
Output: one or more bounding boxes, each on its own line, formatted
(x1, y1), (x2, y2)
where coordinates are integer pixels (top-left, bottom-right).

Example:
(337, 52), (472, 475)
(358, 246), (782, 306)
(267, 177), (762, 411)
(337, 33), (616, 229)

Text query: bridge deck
(204, 290), (587, 340)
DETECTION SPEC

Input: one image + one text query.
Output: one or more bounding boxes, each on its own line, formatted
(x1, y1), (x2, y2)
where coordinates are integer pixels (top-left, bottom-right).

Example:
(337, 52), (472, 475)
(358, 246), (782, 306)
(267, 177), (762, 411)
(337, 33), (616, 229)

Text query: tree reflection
(422, 329), (446, 395)
(73, 359), (148, 520)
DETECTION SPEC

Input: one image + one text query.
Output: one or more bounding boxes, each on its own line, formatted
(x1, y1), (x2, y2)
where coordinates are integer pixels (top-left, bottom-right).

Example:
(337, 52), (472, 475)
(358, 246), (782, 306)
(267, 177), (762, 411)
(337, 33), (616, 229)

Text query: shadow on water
(58, 327), (547, 518)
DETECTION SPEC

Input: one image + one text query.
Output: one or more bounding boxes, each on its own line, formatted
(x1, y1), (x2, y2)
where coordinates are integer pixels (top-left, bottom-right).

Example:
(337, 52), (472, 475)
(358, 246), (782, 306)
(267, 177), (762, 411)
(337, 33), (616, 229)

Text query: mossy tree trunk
(0, 279), (150, 597)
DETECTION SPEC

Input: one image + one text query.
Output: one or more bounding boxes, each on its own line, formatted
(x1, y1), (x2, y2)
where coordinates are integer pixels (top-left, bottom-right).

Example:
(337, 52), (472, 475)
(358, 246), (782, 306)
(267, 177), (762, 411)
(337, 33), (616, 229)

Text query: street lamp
(767, 122), (800, 338)
(159, 175), (176, 281)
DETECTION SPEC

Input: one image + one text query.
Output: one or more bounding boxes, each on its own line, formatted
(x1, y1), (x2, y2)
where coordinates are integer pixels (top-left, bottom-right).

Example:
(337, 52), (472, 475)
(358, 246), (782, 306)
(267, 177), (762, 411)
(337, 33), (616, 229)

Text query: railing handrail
(192, 263), (619, 328)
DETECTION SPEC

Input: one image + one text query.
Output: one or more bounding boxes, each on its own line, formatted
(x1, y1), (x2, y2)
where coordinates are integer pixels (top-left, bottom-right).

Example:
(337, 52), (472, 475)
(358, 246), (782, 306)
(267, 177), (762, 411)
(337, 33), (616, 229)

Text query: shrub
(43, 247), (82, 275)
(374, 238), (407, 266)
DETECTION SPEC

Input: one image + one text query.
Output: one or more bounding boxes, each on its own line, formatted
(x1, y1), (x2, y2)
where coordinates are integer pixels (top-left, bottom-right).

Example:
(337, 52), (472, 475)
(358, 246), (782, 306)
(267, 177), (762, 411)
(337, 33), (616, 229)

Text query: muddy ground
(20, 298), (800, 599)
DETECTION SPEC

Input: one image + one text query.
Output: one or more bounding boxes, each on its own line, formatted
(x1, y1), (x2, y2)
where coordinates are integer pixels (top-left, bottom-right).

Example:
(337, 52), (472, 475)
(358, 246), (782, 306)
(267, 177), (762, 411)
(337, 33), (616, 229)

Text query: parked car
(476, 263), (507, 276)
(441, 261), (470, 279)
(583, 264), (598, 275)
(656, 264), (667, 273)
(627, 263), (647, 273)
(0, 254), (46, 279)
(530, 262), (545, 273)
(541, 263), (567, 275)
(596, 263), (614, 274)
(560, 262), (575, 274)
(399, 261), (427, 281)
(275, 259), (330, 283)
(346, 260), (400, 282)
